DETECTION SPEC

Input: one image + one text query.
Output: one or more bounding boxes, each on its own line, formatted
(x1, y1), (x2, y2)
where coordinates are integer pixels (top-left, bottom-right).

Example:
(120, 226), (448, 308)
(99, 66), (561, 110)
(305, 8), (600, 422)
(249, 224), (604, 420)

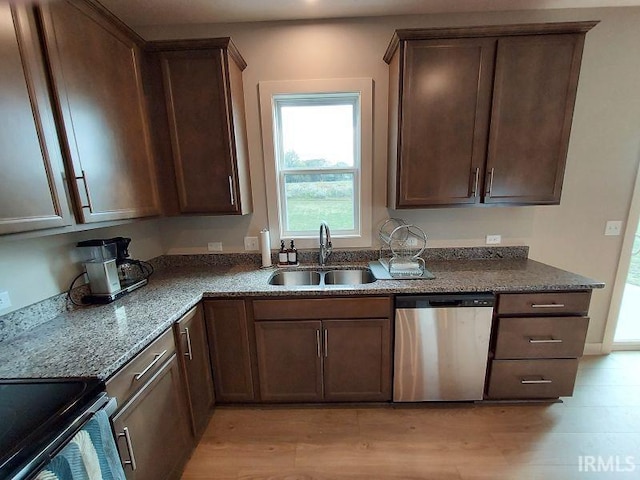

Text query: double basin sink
(268, 268), (376, 287)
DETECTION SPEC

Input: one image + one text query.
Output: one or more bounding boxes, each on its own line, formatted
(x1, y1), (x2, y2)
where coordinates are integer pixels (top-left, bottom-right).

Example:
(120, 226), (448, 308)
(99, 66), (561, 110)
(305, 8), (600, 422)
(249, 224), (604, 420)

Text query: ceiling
(98, 0), (640, 27)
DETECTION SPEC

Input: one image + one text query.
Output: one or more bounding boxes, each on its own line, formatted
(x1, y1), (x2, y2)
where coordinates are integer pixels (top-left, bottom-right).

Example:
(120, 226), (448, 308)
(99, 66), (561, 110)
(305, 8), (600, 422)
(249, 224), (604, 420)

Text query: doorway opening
(613, 225), (640, 349)
(603, 158), (640, 353)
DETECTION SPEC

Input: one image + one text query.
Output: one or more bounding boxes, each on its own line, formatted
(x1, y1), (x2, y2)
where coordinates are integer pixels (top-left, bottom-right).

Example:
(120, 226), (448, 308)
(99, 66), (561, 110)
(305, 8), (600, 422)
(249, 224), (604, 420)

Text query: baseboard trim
(611, 342), (640, 351)
(583, 343), (604, 355)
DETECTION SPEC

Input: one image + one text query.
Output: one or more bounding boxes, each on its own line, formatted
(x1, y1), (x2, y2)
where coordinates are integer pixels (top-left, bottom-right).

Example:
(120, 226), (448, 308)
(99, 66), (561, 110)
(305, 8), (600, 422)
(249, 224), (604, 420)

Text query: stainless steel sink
(268, 270), (321, 286)
(268, 268), (376, 286)
(324, 269), (376, 285)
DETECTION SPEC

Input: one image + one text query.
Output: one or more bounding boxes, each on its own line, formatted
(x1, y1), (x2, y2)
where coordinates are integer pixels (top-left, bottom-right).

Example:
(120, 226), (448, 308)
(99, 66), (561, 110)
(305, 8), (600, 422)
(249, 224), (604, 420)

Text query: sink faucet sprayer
(319, 222), (332, 266)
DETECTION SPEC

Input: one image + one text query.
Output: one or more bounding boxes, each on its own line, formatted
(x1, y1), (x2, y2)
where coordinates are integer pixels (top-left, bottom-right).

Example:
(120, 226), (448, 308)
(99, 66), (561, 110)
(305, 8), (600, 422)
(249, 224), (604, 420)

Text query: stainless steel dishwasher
(394, 293), (495, 402)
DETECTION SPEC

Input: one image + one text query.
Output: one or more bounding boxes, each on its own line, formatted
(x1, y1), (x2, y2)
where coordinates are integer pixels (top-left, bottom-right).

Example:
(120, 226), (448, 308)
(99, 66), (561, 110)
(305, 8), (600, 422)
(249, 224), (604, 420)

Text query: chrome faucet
(319, 222), (333, 266)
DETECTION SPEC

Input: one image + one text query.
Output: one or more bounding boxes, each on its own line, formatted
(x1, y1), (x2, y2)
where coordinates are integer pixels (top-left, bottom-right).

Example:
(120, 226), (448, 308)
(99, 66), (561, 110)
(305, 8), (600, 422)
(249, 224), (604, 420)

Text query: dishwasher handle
(428, 299), (464, 307)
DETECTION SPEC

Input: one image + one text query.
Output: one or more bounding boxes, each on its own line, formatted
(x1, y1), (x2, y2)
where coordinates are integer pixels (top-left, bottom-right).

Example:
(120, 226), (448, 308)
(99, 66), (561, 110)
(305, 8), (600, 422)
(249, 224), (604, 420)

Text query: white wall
(141, 7), (640, 345)
(0, 220), (164, 314)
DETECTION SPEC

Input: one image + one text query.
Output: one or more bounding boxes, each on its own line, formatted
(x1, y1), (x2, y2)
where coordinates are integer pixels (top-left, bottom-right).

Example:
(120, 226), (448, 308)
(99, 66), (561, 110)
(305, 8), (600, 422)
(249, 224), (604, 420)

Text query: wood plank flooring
(182, 352), (640, 479)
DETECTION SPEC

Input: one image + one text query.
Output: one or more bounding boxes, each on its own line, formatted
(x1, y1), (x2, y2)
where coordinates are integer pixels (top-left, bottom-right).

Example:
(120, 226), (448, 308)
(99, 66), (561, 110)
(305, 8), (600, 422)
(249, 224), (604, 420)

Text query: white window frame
(259, 78), (373, 249)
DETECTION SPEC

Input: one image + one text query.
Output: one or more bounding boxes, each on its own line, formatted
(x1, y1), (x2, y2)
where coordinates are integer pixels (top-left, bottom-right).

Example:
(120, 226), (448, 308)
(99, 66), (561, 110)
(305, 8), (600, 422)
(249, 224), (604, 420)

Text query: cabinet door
(0, 5), (72, 235)
(323, 319), (391, 402)
(255, 321), (323, 403)
(112, 355), (192, 480)
(485, 34), (585, 205)
(160, 49), (249, 214)
(204, 300), (255, 402)
(175, 304), (215, 438)
(394, 38), (495, 207)
(39, 0), (160, 223)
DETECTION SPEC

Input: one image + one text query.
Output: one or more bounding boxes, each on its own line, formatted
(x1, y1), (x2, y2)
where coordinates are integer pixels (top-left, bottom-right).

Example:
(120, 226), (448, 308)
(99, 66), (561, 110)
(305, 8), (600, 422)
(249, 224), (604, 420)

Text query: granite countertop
(0, 256), (603, 381)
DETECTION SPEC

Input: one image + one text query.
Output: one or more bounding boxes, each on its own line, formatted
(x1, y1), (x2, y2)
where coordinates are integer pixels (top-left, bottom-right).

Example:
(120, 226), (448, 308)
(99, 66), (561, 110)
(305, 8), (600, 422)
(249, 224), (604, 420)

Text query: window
(259, 79), (372, 248)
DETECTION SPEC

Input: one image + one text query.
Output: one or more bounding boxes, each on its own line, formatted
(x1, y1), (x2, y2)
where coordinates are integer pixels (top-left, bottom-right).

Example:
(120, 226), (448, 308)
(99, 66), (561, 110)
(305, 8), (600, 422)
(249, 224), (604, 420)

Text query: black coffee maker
(110, 237), (151, 287)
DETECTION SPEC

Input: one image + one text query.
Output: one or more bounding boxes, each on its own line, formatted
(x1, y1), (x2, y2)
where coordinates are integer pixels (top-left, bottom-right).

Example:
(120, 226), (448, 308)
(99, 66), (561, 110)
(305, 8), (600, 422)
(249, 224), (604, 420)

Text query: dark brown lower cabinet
(255, 321), (323, 402)
(204, 299), (256, 402)
(112, 355), (192, 480)
(174, 304), (215, 438)
(254, 318), (392, 403)
(487, 358), (579, 399)
(486, 291), (591, 400)
(323, 320), (391, 402)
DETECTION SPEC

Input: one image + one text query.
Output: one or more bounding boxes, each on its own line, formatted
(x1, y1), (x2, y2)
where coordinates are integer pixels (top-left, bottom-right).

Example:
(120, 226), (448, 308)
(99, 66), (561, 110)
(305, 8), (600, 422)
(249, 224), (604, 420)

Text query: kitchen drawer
(497, 291), (591, 316)
(252, 297), (391, 321)
(106, 327), (176, 405)
(487, 359), (579, 399)
(494, 316), (589, 359)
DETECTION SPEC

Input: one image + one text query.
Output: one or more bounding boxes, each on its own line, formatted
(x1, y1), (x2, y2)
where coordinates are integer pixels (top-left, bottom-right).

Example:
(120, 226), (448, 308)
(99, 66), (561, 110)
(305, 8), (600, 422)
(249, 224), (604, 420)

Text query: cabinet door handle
(75, 170), (94, 212)
(118, 426), (138, 471)
(531, 303), (565, 309)
(134, 350), (167, 381)
(528, 337), (563, 344)
(182, 328), (193, 360)
(485, 168), (494, 197)
(471, 167), (480, 197)
(228, 175), (235, 206)
(521, 378), (553, 385)
(324, 329), (328, 358)
(316, 329), (321, 358)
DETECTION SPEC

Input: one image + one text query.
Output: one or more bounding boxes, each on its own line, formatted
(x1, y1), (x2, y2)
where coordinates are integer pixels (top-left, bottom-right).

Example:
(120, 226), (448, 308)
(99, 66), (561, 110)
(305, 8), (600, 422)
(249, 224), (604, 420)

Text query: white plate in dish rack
(368, 260), (435, 280)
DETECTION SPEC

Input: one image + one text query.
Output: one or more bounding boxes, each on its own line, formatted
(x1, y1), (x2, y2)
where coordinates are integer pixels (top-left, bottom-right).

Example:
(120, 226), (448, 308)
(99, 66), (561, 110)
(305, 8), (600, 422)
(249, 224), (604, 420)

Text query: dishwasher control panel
(396, 293), (495, 309)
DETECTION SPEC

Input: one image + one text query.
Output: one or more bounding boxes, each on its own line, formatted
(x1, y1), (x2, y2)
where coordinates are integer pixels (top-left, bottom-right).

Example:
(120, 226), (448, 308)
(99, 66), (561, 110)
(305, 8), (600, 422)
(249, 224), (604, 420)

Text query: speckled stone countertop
(0, 256), (603, 381)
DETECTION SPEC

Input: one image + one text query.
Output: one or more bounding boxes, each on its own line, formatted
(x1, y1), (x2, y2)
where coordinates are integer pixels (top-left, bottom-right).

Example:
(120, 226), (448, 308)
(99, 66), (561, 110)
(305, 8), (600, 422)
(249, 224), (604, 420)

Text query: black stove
(0, 378), (105, 480)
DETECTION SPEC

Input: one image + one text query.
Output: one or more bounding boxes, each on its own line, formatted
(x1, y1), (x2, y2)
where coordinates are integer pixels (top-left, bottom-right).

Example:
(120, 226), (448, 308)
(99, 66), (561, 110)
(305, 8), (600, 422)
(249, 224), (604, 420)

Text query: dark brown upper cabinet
(0, 5), (73, 235)
(145, 39), (253, 215)
(385, 22), (598, 208)
(39, 0), (160, 223)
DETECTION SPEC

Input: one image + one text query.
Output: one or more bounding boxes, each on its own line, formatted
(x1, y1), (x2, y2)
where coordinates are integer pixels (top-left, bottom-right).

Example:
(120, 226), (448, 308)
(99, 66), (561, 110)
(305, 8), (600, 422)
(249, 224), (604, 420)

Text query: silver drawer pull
(118, 426), (137, 470)
(228, 175), (235, 206)
(471, 167), (480, 197)
(134, 349), (167, 381)
(316, 330), (321, 358)
(75, 170), (94, 212)
(531, 303), (565, 308)
(324, 329), (328, 358)
(521, 378), (553, 385)
(528, 337), (563, 344)
(182, 328), (193, 360)
(486, 168), (494, 197)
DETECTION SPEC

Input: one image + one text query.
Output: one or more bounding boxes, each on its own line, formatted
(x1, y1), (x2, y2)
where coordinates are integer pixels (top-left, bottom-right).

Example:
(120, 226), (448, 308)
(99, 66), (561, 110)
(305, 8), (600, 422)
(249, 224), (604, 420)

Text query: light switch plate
(486, 235), (502, 245)
(0, 291), (11, 310)
(207, 242), (223, 252)
(244, 236), (259, 251)
(604, 221), (623, 236)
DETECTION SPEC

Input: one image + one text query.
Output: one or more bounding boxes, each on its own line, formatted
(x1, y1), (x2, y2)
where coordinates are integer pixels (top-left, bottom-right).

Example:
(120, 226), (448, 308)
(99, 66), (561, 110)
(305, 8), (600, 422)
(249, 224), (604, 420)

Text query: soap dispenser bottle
(288, 240), (298, 265)
(278, 241), (288, 265)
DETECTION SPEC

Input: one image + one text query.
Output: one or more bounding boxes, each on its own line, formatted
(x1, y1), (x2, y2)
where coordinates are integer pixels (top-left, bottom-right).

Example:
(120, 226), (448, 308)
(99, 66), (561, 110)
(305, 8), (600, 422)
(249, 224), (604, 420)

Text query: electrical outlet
(244, 236), (259, 251)
(207, 242), (223, 252)
(0, 291), (11, 310)
(486, 235), (502, 245)
(604, 220), (623, 236)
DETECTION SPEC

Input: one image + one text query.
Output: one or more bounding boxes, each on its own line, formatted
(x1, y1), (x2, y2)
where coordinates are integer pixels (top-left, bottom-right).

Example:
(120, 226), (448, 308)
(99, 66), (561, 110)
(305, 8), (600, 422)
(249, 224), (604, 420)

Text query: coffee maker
(76, 237), (150, 304)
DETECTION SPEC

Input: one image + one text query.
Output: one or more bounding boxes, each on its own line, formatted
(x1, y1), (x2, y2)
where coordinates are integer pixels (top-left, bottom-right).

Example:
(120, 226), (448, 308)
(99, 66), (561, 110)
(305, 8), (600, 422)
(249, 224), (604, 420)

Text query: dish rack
(378, 218), (428, 277)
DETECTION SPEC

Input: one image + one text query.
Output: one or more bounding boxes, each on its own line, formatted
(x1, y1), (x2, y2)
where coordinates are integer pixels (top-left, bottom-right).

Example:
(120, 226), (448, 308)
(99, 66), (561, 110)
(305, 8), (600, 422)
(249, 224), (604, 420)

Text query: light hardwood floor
(182, 352), (640, 480)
